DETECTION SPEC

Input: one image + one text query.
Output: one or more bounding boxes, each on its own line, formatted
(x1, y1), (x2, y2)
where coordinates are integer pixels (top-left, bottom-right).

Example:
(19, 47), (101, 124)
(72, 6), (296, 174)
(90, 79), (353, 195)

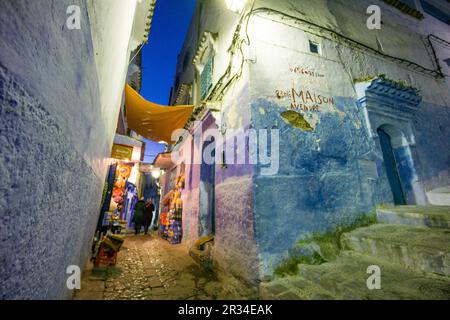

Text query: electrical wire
(129, 43), (145, 64)
(429, 34), (450, 48)
(206, 5), (445, 104)
(193, 3), (449, 127)
(206, 0), (256, 102)
(249, 7), (444, 78)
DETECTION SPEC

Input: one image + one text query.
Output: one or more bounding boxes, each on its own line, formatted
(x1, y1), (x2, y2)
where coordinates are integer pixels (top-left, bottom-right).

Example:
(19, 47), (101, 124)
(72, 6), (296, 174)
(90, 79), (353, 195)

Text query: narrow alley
(74, 234), (257, 300)
(2, 0), (450, 306)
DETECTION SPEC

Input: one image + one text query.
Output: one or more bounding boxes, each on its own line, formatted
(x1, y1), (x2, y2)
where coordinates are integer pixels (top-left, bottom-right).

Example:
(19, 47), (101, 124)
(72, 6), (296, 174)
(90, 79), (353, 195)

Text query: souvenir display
(159, 212), (169, 239)
(113, 164), (132, 202)
(160, 174), (184, 244)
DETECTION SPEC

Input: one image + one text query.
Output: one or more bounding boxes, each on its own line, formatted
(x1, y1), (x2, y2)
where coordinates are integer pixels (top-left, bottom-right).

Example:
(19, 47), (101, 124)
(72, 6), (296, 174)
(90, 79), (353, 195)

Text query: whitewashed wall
(86, 0), (139, 178)
(172, 0), (450, 281)
(245, 0), (450, 278)
(0, 0), (141, 299)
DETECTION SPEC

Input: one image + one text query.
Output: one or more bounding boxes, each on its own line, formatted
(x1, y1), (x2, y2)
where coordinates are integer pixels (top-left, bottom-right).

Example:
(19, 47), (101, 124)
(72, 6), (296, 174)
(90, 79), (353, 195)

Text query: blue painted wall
(250, 97), (394, 275)
(413, 102), (450, 189)
(0, 0), (106, 299)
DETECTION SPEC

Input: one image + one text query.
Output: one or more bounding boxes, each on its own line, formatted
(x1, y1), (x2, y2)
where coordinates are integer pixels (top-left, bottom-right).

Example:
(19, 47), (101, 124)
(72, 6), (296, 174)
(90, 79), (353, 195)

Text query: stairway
(427, 187), (450, 206)
(260, 205), (450, 300)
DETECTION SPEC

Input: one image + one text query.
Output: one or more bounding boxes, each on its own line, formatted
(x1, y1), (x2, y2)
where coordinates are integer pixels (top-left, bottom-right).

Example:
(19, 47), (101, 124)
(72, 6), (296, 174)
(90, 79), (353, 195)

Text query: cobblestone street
(74, 234), (257, 300)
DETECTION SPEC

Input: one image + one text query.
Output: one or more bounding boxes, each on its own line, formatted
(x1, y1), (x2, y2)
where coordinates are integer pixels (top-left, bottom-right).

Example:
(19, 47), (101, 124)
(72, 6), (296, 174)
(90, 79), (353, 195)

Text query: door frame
(356, 77), (426, 205)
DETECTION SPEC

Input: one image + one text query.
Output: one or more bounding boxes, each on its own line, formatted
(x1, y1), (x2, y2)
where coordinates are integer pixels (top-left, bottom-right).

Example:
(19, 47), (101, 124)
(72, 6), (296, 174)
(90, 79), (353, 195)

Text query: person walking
(143, 199), (155, 235)
(133, 197), (146, 235)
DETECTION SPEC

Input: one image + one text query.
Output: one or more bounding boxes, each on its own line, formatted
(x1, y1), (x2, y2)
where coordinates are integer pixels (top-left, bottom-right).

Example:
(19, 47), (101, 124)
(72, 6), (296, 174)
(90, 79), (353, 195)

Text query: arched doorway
(356, 76), (426, 205)
(378, 127), (406, 204)
(377, 124), (417, 205)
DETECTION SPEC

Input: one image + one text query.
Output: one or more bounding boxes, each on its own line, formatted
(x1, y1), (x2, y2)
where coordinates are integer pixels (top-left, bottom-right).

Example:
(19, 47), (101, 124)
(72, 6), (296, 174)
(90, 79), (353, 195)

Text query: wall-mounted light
(151, 170), (161, 179)
(225, 0), (247, 13)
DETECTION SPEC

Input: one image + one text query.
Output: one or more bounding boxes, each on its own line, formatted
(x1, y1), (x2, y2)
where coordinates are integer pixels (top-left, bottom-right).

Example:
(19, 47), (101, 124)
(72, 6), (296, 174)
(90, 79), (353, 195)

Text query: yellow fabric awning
(152, 152), (174, 169)
(125, 84), (194, 143)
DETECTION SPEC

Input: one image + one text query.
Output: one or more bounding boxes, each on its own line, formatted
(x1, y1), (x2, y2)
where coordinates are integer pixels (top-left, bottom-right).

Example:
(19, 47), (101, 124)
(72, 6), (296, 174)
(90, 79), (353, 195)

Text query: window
(401, 0), (418, 10)
(182, 49), (191, 72)
(383, 0), (424, 19)
(174, 74), (180, 94)
(180, 162), (185, 175)
(200, 55), (213, 100)
(444, 58), (450, 67)
(309, 41), (320, 54)
(420, 0), (450, 25)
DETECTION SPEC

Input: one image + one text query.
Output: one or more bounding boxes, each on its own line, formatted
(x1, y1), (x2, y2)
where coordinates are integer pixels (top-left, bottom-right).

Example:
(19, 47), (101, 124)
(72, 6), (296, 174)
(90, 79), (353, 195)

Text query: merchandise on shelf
(161, 174), (185, 244)
(159, 212), (169, 239)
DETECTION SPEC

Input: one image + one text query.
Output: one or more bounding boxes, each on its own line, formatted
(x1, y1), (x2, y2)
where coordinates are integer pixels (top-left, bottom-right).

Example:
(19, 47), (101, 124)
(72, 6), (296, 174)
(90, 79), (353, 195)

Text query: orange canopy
(125, 84), (194, 143)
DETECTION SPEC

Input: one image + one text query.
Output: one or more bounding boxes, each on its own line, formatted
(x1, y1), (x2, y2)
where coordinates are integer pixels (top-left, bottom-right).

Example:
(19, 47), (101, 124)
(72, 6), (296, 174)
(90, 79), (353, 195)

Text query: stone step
(260, 276), (334, 300)
(295, 252), (450, 299)
(341, 224), (450, 276)
(261, 252), (450, 300)
(376, 205), (450, 229)
(427, 187), (450, 206)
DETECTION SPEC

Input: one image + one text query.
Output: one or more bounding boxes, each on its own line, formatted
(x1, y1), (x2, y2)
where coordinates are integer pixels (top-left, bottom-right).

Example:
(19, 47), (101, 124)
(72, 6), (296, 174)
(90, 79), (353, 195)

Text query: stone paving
(74, 233), (257, 300)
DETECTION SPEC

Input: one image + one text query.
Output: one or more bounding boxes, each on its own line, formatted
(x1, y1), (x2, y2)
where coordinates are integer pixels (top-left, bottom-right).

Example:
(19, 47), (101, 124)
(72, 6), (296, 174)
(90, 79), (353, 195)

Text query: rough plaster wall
(213, 176), (259, 284)
(174, 65), (259, 281)
(177, 133), (201, 248)
(173, 0), (450, 281)
(0, 64), (102, 299)
(413, 102), (450, 190)
(182, 187), (200, 248)
(251, 97), (392, 277)
(245, 1), (450, 276)
(0, 0), (132, 299)
(207, 66), (260, 282)
(257, 0), (444, 72)
(252, 0), (450, 105)
(86, 0), (138, 167)
(0, 0), (115, 181)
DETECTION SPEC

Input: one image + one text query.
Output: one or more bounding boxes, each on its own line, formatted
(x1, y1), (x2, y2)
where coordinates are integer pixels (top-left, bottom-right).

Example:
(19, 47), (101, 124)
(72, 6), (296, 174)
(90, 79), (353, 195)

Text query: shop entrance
(199, 138), (216, 236)
(97, 163), (117, 232)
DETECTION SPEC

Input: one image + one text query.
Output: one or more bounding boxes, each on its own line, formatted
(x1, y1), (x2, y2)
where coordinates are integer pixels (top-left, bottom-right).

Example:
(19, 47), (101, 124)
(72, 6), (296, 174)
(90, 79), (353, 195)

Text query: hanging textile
(125, 84), (194, 143)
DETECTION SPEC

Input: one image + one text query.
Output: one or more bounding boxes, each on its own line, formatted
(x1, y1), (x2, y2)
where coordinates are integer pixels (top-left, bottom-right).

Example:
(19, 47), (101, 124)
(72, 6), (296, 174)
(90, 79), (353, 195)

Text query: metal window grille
(201, 56), (213, 100)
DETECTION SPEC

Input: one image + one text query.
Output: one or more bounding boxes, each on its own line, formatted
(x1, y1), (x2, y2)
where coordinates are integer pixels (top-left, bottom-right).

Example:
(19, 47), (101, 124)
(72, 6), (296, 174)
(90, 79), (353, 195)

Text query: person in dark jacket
(133, 197), (146, 235)
(143, 199), (155, 235)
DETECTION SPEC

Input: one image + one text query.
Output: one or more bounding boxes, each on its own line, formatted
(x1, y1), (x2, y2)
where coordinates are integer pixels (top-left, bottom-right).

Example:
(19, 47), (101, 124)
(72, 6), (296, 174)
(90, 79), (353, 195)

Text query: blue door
(378, 128), (406, 205)
(199, 138), (216, 235)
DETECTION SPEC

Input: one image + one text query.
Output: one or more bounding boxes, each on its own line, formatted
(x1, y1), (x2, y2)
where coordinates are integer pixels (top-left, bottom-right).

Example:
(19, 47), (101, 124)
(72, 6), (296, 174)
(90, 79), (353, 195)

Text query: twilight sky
(140, 0), (197, 163)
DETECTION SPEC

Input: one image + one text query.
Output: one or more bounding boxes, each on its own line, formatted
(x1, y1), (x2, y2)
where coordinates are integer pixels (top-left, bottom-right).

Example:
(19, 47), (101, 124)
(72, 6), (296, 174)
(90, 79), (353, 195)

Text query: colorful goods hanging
(159, 212), (169, 239)
(160, 174), (184, 244)
(112, 163), (133, 208)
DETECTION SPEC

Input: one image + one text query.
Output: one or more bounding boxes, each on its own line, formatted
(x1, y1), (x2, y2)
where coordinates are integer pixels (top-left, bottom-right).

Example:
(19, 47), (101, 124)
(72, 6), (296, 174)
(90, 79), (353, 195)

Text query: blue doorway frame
(378, 128), (407, 205)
